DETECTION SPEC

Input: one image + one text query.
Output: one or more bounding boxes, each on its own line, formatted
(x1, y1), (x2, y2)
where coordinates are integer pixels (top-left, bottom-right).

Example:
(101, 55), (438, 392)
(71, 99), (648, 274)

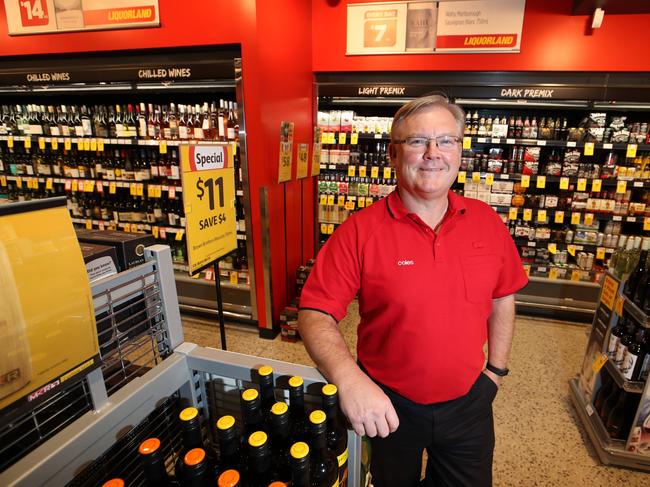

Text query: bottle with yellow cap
(101, 479), (125, 487)
(289, 442), (310, 487)
(308, 410), (339, 487)
(218, 468), (241, 487)
(269, 401), (292, 481)
(174, 407), (218, 483)
(288, 375), (307, 442)
(216, 415), (243, 473)
(245, 430), (278, 487)
(241, 388), (266, 437)
(258, 365), (276, 417)
(138, 437), (180, 486)
(182, 447), (212, 487)
(322, 384), (348, 487)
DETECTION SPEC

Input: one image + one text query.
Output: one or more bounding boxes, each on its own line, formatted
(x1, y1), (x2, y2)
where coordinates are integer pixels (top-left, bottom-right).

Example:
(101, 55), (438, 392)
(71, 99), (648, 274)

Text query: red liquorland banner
(4, 0), (160, 35)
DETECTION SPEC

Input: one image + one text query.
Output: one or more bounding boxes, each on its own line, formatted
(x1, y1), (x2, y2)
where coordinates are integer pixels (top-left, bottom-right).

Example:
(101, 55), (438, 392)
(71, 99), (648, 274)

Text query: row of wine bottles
(0, 100), (239, 141)
(101, 367), (347, 487)
(592, 369), (642, 441)
(0, 145), (245, 187)
(606, 314), (650, 382)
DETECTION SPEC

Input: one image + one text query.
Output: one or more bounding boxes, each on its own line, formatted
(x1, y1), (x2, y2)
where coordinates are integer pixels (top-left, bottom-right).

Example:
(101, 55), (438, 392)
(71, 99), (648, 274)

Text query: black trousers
(369, 373), (497, 487)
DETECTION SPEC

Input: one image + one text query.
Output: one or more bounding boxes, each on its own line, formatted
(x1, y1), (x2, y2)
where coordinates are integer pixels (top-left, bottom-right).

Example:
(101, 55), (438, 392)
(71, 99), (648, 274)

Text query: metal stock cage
(0, 245), (363, 487)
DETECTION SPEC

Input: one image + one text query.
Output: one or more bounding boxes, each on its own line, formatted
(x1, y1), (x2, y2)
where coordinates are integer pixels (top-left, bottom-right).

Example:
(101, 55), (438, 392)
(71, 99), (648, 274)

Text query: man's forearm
(487, 294), (516, 369)
(297, 309), (363, 386)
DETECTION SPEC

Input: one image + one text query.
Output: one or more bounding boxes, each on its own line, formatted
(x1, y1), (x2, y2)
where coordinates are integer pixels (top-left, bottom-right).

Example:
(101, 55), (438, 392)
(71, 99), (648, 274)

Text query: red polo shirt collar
(386, 189), (467, 222)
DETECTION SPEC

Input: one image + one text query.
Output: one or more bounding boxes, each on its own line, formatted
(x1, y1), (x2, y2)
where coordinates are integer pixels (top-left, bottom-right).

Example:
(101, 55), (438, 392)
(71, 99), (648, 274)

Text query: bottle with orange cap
(269, 402), (293, 481)
(322, 384), (348, 487)
(288, 375), (307, 443)
(258, 365), (277, 417)
(174, 407), (218, 483)
(138, 437), (180, 486)
(218, 468), (241, 487)
(101, 479), (125, 487)
(308, 410), (339, 487)
(182, 447), (212, 487)
(241, 388), (266, 437)
(268, 482), (288, 487)
(289, 442), (311, 487)
(245, 431), (278, 487)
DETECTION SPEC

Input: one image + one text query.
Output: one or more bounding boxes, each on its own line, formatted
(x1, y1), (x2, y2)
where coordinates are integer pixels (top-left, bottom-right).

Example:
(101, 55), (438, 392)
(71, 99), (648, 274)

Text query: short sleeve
(493, 217), (529, 298)
(299, 218), (362, 322)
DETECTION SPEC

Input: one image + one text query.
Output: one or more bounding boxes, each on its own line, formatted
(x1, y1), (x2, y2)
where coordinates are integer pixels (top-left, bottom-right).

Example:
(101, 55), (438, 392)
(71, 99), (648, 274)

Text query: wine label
(614, 341), (627, 367)
(622, 351), (638, 380)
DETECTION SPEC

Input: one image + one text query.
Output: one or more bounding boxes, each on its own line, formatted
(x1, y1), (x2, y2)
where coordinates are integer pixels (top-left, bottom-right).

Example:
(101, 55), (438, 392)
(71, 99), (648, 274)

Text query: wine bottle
(174, 407), (218, 482)
(218, 469), (241, 487)
(289, 376), (308, 443)
(138, 437), (180, 486)
(290, 442), (311, 487)
(241, 388), (266, 436)
(322, 384), (348, 487)
(269, 402), (292, 482)
(307, 410), (339, 487)
(216, 415), (243, 473)
(182, 448), (213, 487)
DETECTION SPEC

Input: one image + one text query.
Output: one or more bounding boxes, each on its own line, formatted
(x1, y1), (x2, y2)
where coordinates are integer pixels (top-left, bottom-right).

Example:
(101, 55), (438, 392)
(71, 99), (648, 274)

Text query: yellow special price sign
(584, 142), (594, 156)
(457, 171), (466, 183)
(599, 274), (618, 311)
(180, 144), (237, 275)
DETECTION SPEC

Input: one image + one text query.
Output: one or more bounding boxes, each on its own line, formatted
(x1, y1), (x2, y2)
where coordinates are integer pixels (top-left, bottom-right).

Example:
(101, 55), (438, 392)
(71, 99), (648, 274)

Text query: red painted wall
(0, 0), (315, 331)
(312, 0), (650, 72)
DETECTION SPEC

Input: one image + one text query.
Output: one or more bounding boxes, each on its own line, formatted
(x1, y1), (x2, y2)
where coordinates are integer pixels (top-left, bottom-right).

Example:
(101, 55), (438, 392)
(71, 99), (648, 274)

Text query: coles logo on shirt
(397, 260), (415, 266)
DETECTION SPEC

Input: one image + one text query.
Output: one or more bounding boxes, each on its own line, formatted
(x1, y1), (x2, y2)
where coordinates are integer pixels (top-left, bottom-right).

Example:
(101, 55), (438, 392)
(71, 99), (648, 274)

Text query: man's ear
(388, 143), (397, 167)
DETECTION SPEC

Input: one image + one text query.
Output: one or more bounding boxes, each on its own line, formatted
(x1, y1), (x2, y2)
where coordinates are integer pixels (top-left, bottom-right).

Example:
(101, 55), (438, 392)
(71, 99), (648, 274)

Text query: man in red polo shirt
(298, 95), (528, 487)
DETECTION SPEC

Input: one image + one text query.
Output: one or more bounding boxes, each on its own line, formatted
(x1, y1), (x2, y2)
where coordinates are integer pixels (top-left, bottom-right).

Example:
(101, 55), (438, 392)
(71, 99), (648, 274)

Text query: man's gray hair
(391, 95), (465, 139)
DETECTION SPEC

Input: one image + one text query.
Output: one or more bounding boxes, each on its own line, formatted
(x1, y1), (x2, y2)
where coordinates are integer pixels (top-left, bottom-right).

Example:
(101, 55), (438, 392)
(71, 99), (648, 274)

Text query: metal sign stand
(213, 258), (228, 350)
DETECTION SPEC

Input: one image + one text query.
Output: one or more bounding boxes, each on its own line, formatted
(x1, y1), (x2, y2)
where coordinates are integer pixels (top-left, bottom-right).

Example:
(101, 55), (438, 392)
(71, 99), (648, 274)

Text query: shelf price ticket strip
(180, 144), (237, 349)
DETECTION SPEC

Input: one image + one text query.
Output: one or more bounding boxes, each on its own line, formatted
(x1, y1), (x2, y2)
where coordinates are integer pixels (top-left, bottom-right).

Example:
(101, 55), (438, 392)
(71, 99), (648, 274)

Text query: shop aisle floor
(182, 304), (650, 486)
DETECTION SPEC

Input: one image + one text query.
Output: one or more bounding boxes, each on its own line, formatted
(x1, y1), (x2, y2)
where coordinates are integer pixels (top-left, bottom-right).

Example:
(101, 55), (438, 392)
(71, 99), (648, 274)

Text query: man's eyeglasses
(392, 135), (461, 152)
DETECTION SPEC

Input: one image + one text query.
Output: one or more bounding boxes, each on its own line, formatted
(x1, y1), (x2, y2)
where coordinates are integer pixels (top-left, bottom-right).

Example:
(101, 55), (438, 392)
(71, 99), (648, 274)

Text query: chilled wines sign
(346, 0), (525, 55)
(4, 0), (160, 36)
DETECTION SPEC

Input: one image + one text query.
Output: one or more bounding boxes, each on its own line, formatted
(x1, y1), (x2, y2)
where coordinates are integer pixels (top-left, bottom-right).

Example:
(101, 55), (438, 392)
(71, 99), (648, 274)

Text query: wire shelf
(65, 395), (183, 487)
(0, 380), (93, 472)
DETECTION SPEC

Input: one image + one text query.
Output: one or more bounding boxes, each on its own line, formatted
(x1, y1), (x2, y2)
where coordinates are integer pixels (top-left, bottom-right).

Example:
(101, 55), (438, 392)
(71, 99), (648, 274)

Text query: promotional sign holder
(180, 143), (238, 350)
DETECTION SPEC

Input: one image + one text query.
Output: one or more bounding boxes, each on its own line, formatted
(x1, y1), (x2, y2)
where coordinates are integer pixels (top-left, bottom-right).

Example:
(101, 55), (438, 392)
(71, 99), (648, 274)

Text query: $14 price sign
(181, 145), (237, 274)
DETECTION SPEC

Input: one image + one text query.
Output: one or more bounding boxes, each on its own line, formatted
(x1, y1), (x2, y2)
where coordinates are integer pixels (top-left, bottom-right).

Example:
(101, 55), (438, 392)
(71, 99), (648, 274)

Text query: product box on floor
(280, 306), (299, 343)
(0, 198), (101, 423)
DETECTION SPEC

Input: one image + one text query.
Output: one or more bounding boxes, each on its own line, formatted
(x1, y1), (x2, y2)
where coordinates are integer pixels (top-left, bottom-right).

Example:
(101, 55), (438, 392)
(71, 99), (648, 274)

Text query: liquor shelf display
(315, 71), (650, 320)
(0, 47), (258, 324)
(570, 271), (650, 471)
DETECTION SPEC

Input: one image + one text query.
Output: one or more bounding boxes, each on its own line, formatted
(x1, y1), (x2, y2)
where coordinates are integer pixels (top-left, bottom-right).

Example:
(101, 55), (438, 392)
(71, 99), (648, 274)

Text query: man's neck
(397, 187), (449, 231)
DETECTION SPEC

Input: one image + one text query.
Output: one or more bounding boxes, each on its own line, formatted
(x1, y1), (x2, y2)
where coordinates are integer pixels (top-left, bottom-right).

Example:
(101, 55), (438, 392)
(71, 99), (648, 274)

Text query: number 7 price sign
(180, 143), (237, 349)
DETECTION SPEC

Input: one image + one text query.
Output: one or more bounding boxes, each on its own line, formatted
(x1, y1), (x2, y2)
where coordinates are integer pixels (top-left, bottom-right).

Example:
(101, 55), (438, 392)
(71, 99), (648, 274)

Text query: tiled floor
(182, 304), (650, 486)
